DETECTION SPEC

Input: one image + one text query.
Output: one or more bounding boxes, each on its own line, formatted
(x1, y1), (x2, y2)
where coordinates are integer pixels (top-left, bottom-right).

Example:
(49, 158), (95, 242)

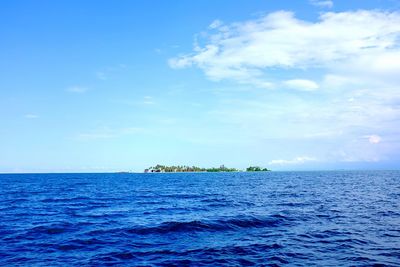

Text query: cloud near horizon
(170, 10), (400, 164)
(269, 156), (317, 165)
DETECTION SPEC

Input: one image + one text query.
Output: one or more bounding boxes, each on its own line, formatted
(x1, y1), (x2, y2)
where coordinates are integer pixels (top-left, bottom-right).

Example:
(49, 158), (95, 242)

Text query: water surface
(1, 171), (399, 266)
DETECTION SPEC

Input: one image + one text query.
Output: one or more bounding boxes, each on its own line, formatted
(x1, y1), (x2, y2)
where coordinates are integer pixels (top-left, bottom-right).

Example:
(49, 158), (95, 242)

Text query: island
(144, 165), (270, 173)
(246, 166), (270, 172)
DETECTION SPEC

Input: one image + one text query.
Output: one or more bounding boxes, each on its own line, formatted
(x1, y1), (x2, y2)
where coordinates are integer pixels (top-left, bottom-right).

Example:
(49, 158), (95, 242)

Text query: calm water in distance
(0, 171), (399, 266)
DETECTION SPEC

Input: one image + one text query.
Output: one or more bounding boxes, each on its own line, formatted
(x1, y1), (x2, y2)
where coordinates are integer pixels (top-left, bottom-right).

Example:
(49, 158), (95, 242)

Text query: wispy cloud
(77, 133), (115, 140)
(309, 0), (333, 8)
(95, 64), (127, 80)
(96, 72), (107, 80)
(24, 114), (39, 119)
(109, 96), (157, 106)
(269, 156), (317, 165)
(364, 135), (382, 144)
(143, 96), (155, 105)
(283, 79), (319, 91)
(76, 127), (145, 141)
(209, 19), (223, 29)
(67, 86), (88, 93)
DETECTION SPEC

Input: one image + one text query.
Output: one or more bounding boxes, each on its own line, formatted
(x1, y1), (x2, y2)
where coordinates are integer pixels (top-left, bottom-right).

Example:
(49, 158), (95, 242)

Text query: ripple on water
(0, 171), (399, 266)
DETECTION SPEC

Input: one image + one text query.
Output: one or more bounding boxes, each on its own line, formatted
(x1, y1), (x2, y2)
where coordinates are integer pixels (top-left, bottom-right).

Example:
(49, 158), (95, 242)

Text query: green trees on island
(144, 164), (270, 173)
(145, 164), (238, 173)
(246, 166), (270, 172)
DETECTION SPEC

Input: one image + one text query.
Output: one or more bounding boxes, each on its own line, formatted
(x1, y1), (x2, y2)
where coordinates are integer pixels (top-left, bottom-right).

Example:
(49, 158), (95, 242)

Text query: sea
(0, 171), (399, 266)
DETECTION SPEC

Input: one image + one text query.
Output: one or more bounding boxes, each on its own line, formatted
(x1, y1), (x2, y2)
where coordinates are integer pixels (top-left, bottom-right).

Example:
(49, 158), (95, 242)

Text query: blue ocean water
(0, 171), (399, 266)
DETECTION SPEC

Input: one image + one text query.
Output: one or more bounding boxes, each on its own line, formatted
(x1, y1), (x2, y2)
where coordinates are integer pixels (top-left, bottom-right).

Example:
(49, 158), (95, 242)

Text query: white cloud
(169, 10), (400, 164)
(269, 156), (317, 165)
(283, 79), (319, 91)
(96, 72), (107, 80)
(310, 0), (333, 8)
(67, 86), (88, 93)
(77, 133), (115, 140)
(365, 134), (382, 144)
(76, 127), (144, 141)
(322, 74), (358, 89)
(143, 96), (155, 105)
(304, 130), (343, 138)
(170, 10), (400, 89)
(208, 84), (400, 163)
(95, 64), (127, 80)
(209, 19), (223, 29)
(24, 114), (39, 119)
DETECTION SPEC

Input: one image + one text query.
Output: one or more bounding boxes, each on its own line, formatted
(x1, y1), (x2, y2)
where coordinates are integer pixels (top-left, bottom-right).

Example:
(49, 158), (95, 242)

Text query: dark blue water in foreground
(1, 171), (400, 266)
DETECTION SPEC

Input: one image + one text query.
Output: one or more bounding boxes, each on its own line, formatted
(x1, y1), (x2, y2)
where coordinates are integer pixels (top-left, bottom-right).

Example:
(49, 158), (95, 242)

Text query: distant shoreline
(143, 165), (271, 173)
(1, 170), (400, 175)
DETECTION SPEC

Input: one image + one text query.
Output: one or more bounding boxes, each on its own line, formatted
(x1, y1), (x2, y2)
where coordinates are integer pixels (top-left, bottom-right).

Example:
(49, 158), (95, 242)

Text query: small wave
(57, 244), (83, 251)
(127, 214), (291, 235)
(29, 225), (72, 235)
(90, 250), (153, 264)
(277, 202), (311, 207)
(90, 243), (284, 266)
(41, 196), (90, 203)
(26, 221), (93, 236)
(158, 193), (203, 199)
(135, 200), (169, 205)
(200, 197), (229, 203)
(206, 203), (233, 208)
(75, 238), (109, 245)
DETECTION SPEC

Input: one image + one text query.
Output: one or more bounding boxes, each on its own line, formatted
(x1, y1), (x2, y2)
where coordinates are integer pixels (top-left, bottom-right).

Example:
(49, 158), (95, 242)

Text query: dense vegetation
(246, 166), (270, 172)
(145, 165), (238, 173)
(145, 165), (270, 173)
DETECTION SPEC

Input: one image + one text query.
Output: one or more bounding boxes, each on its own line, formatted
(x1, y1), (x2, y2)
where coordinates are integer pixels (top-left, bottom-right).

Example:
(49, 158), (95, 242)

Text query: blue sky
(1, 0), (400, 172)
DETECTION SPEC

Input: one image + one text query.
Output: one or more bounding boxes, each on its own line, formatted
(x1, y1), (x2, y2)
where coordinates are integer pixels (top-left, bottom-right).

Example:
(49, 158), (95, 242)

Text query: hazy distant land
(143, 165), (270, 173)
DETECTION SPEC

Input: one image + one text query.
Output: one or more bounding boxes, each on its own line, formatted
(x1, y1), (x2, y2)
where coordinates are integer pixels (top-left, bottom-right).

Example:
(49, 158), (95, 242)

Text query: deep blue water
(0, 171), (400, 266)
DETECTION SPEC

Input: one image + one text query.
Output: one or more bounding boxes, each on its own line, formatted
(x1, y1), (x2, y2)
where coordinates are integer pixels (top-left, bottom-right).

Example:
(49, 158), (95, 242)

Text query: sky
(1, 0), (400, 173)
